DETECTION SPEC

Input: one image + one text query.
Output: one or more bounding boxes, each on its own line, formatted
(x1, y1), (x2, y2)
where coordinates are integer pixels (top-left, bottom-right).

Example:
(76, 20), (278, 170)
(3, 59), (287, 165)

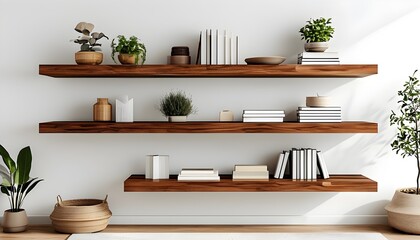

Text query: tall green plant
(0, 145), (43, 211)
(299, 17), (335, 43)
(390, 70), (420, 194)
(111, 35), (146, 65)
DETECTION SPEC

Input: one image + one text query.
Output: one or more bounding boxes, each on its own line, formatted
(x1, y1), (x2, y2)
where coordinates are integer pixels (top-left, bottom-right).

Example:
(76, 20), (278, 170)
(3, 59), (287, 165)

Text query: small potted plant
(386, 70), (420, 234)
(111, 35), (146, 65)
(299, 17), (335, 52)
(0, 145), (43, 233)
(73, 22), (108, 65)
(159, 91), (196, 122)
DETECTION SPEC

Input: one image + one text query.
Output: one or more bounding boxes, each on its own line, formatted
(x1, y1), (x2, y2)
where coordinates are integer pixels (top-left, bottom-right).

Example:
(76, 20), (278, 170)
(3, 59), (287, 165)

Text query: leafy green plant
(390, 70), (420, 194)
(73, 22), (108, 51)
(111, 35), (146, 65)
(159, 91), (196, 117)
(299, 17), (335, 43)
(0, 145), (43, 211)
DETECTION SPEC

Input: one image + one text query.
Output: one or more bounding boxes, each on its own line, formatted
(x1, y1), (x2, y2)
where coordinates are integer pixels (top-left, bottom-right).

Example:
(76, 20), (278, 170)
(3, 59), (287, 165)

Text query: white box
(145, 155), (169, 179)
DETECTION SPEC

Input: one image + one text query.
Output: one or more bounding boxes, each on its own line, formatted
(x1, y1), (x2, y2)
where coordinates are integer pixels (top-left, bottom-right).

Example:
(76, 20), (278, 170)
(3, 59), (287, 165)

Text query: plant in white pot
(111, 35), (146, 65)
(0, 145), (43, 233)
(159, 91), (196, 122)
(386, 70), (420, 234)
(299, 17), (335, 52)
(73, 22), (108, 65)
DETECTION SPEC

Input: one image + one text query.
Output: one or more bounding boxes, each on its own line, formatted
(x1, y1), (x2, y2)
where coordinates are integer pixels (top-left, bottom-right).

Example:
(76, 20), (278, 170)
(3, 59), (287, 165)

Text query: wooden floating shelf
(39, 121), (378, 134)
(124, 174), (377, 192)
(39, 64), (378, 78)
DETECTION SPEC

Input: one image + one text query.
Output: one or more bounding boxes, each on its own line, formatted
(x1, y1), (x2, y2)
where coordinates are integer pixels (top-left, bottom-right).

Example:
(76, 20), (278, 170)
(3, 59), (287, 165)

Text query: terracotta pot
(385, 188), (420, 234)
(93, 98), (112, 121)
(2, 209), (28, 233)
(304, 42), (329, 52)
(168, 116), (187, 122)
(75, 51), (103, 65)
(118, 54), (141, 65)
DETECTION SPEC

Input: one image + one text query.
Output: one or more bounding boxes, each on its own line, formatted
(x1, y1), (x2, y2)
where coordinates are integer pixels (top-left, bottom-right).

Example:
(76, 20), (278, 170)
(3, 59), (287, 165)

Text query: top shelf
(39, 64), (378, 78)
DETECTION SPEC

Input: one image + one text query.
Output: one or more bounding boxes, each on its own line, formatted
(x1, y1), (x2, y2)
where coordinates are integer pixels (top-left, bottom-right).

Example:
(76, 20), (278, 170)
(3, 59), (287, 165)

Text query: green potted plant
(299, 17), (335, 52)
(111, 35), (146, 65)
(73, 22), (108, 65)
(0, 145), (43, 233)
(386, 70), (420, 234)
(159, 91), (196, 122)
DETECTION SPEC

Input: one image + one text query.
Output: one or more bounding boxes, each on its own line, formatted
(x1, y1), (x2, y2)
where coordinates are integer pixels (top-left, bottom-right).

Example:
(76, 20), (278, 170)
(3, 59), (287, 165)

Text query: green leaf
(15, 146), (31, 185)
(1, 186), (9, 196)
(0, 145), (16, 174)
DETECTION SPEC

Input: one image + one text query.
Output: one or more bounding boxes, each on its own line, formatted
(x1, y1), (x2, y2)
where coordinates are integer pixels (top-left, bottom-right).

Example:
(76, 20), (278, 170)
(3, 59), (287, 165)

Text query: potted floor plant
(0, 145), (43, 233)
(73, 22), (108, 65)
(159, 91), (196, 122)
(111, 35), (146, 65)
(299, 17), (334, 52)
(386, 70), (420, 234)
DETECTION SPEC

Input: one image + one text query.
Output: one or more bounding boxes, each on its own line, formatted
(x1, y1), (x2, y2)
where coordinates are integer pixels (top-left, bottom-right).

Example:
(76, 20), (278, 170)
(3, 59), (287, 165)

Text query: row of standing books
(297, 52), (340, 65)
(242, 110), (285, 123)
(232, 165), (269, 180)
(274, 148), (330, 180)
(198, 29), (239, 65)
(297, 106), (342, 123)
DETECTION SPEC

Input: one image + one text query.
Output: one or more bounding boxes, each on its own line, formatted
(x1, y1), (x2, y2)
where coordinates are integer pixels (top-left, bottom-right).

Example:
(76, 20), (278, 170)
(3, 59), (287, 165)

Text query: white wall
(1, 0), (420, 224)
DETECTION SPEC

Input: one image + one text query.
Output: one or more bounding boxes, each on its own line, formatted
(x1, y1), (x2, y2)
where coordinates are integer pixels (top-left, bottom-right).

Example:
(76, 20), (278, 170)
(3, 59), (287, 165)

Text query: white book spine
(206, 29), (210, 65)
(312, 149), (317, 180)
(279, 151), (290, 179)
(200, 31), (206, 65)
(299, 149), (304, 180)
(292, 149), (297, 180)
(274, 152), (285, 179)
(306, 149), (311, 180)
(235, 36), (239, 64)
(211, 29), (216, 65)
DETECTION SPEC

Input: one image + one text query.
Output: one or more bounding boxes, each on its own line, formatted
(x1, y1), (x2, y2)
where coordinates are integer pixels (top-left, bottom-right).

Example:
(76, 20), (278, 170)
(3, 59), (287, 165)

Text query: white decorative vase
(168, 116), (187, 122)
(2, 209), (28, 233)
(304, 42), (329, 52)
(385, 188), (420, 234)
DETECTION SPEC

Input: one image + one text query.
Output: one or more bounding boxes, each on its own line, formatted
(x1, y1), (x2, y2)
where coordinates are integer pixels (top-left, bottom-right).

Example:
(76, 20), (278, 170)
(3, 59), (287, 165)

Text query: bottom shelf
(124, 174), (377, 192)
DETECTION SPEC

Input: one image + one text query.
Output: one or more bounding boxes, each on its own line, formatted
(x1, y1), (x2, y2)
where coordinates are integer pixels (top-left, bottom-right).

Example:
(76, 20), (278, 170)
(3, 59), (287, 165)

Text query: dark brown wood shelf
(124, 174), (377, 192)
(39, 64), (378, 78)
(39, 121), (378, 133)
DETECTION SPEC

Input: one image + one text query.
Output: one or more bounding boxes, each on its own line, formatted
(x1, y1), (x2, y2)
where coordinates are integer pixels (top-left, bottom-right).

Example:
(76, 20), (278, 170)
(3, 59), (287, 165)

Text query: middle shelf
(124, 174), (377, 192)
(39, 121), (378, 133)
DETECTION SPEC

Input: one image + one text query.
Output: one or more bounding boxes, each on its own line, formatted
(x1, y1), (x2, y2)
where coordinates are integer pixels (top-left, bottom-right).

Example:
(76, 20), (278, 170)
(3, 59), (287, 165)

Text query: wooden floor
(0, 225), (418, 240)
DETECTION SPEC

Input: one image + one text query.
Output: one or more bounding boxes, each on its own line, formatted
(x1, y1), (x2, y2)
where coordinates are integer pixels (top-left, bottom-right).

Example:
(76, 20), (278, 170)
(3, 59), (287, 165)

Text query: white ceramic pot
(2, 209), (28, 233)
(385, 188), (420, 234)
(168, 116), (187, 122)
(304, 42), (329, 52)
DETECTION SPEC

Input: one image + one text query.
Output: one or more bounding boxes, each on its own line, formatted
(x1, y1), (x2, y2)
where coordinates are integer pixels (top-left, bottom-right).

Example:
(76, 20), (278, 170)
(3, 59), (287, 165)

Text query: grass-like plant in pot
(111, 35), (146, 65)
(299, 17), (334, 52)
(159, 91), (196, 122)
(385, 70), (420, 234)
(0, 145), (43, 233)
(73, 22), (108, 65)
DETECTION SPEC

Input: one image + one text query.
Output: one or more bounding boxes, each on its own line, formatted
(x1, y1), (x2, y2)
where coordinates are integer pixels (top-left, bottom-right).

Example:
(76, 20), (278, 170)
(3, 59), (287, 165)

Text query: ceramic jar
(2, 209), (28, 233)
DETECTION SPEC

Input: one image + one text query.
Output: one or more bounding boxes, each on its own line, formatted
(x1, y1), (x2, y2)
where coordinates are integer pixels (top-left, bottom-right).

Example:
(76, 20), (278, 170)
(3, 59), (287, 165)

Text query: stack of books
(297, 106), (341, 122)
(197, 29), (239, 65)
(177, 168), (220, 181)
(242, 110), (285, 122)
(273, 149), (329, 180)
(297, 52), (340, 65)
(232, 165), (269, 181)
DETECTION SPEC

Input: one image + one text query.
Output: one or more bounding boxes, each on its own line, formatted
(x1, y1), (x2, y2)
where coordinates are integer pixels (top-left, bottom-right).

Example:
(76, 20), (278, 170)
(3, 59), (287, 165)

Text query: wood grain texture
(39, 64), (378, 78)
(38, 121), (378, 133)
(124, 174), (377, 192)
(0, 225), (416, 240)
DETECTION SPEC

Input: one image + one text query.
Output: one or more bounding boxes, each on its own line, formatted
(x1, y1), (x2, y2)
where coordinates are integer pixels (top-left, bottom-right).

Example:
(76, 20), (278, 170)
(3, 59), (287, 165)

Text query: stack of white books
(297, 52), (340, 65)
(273, 149), (330, 180)
(177, 168), (220, 181)
(242, 110), (285, 122)
(297, 106), (341, 122)
(232, 165), (269, 181)
(198, 29), (238, 65)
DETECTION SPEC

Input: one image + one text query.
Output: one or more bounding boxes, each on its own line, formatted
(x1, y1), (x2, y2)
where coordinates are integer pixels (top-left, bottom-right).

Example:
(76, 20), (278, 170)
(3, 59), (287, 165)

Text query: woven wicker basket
(50, 195), (112, 233)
